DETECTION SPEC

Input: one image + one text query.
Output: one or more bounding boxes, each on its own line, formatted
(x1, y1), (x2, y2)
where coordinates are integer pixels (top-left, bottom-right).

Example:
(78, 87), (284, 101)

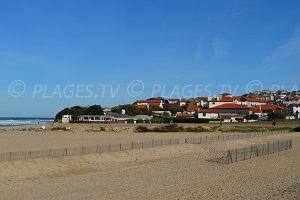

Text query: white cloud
(260, 21), (300, 69)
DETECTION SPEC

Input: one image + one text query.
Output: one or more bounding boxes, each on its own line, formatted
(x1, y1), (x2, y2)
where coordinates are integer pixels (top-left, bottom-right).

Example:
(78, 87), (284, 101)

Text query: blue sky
(1, 0), (300, 117)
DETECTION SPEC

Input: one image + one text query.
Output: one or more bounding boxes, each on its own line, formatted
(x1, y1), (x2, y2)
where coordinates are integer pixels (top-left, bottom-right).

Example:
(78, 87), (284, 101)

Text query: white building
(62, 115), (72, 123)
(198, 109), (219, 119)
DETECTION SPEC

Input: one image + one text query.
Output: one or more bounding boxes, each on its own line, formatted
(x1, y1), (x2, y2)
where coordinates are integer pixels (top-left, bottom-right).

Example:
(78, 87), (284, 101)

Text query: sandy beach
(0, 123), (299, 199)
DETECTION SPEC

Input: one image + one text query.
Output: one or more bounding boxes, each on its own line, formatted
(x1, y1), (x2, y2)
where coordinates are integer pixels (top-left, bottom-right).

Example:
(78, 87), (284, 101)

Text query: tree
(86, 105), (103, 115)
(55, 105), (103, 121)
(267, 112), (286, 120)
(245, 114), (259, 121)
(111, 104), (148, 116)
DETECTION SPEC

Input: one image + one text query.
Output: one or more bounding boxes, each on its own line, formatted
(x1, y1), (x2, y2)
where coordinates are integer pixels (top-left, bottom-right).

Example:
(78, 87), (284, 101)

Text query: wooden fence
(0, 129), (291, 162)
(217, 140), (293, 164)
(0, 138), (179, 162)
(185, 130), (289, 144)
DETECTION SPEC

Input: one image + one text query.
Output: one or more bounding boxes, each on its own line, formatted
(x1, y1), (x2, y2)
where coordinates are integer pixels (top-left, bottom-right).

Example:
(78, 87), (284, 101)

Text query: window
(203, 113), (206, 116)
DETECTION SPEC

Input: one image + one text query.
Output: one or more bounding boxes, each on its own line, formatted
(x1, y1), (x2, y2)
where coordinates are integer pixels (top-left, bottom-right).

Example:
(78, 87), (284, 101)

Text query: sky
(1, 0), (300, 117)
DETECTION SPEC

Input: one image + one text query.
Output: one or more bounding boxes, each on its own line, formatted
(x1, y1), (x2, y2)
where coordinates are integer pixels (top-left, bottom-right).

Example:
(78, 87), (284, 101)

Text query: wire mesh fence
(215, 140), (293, 164)
(185, 130), (290, 144)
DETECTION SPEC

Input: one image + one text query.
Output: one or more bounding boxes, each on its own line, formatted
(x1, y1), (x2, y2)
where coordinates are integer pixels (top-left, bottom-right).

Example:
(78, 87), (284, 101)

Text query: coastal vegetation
(55, 105), (103, 121)
(135, 124), (294, 133)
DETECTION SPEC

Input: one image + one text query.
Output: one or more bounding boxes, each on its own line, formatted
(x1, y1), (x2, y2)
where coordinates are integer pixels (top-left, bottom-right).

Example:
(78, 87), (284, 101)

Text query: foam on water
(0, 118), (54, 127)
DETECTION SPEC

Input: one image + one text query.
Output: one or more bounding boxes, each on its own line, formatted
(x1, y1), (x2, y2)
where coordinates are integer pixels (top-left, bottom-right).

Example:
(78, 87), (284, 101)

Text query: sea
(0, 117), (54, 127)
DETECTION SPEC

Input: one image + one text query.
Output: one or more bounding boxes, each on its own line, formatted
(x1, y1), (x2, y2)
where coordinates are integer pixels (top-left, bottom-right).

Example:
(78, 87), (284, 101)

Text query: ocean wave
(0, 118), (54, 127)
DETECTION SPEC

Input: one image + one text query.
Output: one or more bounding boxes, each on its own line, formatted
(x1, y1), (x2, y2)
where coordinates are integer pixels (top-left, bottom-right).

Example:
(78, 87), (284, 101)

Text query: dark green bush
(294, 126), (300, 132)
(136, 119), (144, 123)
(50, 127), (68, 131)
(169, 118), (209, 123)
(136, 126), (150, 132)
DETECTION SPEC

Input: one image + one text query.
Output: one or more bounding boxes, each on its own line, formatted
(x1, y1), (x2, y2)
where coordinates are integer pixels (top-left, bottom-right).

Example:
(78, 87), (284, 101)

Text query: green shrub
(169, 118), (209, 123)
(126, 119), (134, 124)
(294, 126), (300, 132)
(136, 119), (144, 123)
(136, 126), (150, 132)
(99, 127), (106, 131)
(50, 127), (68, 131)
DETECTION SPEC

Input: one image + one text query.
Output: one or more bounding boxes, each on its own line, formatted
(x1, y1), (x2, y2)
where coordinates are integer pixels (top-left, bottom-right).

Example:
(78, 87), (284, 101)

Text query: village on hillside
(62, 90), (300, 124)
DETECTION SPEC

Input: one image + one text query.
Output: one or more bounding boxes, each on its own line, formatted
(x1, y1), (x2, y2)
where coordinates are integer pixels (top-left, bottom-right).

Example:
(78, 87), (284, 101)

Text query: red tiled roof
(250, 105), (286, 113)
(290, 97), (300, 101)
(176, 113), (194, 118)
(169, 98), (180, 101)
(198, 97), (208, 101)
(209, 97), (235, 102)
(239, 96), (266, 103)
(136, 105), (147, 109)
(136, 99), (162, 103)
(213, 104), (250, 110)
(148, 103), (161, 107)
(187, 104), (199, 112)
(198, 109), (219, 113)
(291, 103), (300, 107)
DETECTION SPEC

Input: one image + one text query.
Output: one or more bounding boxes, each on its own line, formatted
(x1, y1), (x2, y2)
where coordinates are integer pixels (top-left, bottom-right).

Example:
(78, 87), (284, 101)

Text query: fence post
(65, 149), (67, 156)
(132, 141), (134, 149)
(142, 142), (143, 149)
(120, 143), (121, 151)
(228, 150), (233, 164)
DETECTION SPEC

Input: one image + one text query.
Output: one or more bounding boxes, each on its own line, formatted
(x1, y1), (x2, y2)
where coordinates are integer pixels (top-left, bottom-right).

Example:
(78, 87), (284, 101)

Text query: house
(288, 103), (300, 119)
(196, 97), (209, 108)
(77, 112), (137, 124)
(176, 113), (195, 118)
(135, 98), (164, 108)
(250, 104), (287, 117)
(208, 96), (236, 108)
(61, 115), (72, 123)
(197, 109), (219, 119)
(234, 96), (267, 107)
(212, 104), (251, 116)
(219, 115), (245, 123)
(186, 104), (199, 114)
(179, 99), (187, 106)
